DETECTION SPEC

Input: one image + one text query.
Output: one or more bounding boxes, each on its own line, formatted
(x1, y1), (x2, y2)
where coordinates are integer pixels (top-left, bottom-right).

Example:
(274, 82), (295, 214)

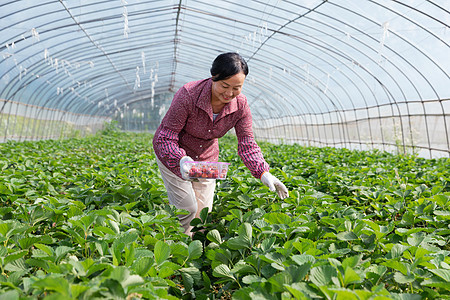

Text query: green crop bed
(0, 130), (449, 299)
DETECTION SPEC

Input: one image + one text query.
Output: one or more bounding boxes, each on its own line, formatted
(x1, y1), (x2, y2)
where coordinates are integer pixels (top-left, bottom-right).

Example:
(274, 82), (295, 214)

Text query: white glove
(261, 172), (289, 199)
(179, 156), (194, 181)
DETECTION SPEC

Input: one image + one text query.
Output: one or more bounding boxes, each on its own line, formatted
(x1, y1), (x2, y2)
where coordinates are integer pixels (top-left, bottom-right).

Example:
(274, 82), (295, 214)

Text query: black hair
(210, 52), (249, 82)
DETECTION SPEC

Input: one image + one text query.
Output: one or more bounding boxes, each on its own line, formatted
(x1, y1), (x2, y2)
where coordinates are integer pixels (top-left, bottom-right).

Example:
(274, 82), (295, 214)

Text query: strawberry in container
(186, 161), (230, 180)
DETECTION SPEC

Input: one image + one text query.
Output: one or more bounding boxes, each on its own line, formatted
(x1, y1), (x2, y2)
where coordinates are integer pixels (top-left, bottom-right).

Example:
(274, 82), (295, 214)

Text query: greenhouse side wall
(113, 92), (173, 133)
(0, 99), (110, 142)
(253, 99), (450, 159)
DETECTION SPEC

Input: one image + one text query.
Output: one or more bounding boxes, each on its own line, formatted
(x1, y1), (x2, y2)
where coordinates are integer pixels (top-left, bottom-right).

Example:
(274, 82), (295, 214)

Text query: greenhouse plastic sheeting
(0, 0), (449, 158)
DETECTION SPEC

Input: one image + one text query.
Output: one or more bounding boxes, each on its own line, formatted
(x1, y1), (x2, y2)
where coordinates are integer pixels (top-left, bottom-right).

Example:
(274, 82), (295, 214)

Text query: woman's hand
(261, 172), (289, 199)
(180, 156), (194, 181)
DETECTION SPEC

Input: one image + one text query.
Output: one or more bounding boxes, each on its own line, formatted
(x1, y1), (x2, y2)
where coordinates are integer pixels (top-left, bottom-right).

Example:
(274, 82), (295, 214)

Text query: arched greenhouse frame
(0, 1), (449, 299)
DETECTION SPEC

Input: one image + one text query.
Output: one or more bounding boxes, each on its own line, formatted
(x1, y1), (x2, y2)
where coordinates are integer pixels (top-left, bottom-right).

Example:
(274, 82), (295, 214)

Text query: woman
(152, 52), (288, 237)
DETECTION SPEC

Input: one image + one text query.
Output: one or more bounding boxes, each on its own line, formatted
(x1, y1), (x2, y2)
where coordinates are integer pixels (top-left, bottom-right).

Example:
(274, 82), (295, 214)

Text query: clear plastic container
(186, 161), (230, 179)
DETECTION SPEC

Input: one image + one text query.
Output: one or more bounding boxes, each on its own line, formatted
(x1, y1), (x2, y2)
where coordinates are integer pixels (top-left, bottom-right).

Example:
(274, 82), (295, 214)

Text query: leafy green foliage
(0, 132), (449, 299)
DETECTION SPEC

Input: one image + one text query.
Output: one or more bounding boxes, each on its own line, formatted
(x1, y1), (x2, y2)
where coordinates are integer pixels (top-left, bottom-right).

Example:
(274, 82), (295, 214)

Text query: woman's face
(211, 72), (246, 105)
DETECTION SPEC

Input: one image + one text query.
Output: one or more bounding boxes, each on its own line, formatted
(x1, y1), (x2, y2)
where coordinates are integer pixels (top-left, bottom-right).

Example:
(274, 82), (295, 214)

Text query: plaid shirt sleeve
(155, 126), (186, 169)
(234, 100), (270, 179)
(153, 87), (189, 171)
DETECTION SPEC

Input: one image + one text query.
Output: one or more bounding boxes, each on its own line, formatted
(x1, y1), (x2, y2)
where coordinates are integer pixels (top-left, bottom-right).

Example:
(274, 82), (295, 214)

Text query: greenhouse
(0, 0), (449, 299)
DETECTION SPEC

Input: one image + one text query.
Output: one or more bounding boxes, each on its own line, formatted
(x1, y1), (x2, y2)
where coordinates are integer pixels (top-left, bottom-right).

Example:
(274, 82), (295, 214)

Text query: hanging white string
(105, 88), (110, 102)
(2, 42), (12, 59)
(148, 65), (157, 108)
(1, 73), (9, 83)
(238, 0), (274, 51)
(303, 64), (310, 83)
(133, 66), (140, 91)
(2, 41), (13, 59)
(150, 65), (158, 109)
(18, 65), (23, 81)
(149, 68), (154, 81)
(151, 81), (155, 108)
(141, 51), (146, 74)
(323, 73), (330, 94)
(159, 104), (166, 116)
(54, 58), (59, 73)
(378, 21), (389, 64)
(31, 28), (40, 42)
(241, 22), (268, 50)
(122, 1), (130, 38)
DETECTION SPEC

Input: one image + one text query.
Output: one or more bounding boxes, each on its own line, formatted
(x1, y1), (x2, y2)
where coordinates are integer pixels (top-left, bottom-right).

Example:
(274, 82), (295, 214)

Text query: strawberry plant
(0, 132), (449, 299)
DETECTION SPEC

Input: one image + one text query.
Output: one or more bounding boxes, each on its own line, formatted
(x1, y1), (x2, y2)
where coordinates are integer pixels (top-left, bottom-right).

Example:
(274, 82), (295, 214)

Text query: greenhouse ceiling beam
(178, 15), (383, 116)
(327, 1), (449, 156)
(373, 0), (450, 155)
(3, 0), (436, 116)
(0, 2), (168, 57)
(246, 0), (328, 62)
(58, 0), (133, 92)
(247, 56), (355, 149)
(33, 64), (171, 118)
(394, 0), (450, 29)
(174, 3), (439, 154)
(180, 0), (446, 110)
(173, 16), (365, 113)
(427, 0), (450, 15)
(179, 3), (392, 111)
(41, 14), (380, 123)
(1, 14), (174, 103)
(0, 7), (175, 63)
(371, 0), (449, 82)
(0, 1), (176, 89)
(294, 8), (408, 150)
(1, 19), (176, 110)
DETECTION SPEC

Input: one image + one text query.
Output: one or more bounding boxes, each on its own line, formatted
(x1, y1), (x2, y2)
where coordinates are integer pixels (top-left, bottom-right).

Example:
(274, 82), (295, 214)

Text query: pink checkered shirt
(152, 78), (269, 179)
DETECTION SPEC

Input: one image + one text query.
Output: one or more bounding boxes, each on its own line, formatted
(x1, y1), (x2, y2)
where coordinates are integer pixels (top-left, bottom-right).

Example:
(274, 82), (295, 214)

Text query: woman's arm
(153, 87), (190, 170)
(234, 101), (270, 179)
(234, 100), (288, 199)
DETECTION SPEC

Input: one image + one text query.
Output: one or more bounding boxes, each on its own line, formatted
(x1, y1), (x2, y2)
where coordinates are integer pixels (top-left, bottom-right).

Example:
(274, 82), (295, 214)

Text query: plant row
(0, 131), (449, 299)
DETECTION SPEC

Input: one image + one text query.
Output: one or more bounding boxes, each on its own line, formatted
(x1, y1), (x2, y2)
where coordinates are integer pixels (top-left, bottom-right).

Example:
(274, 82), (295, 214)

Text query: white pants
(156, 156), (216, 237)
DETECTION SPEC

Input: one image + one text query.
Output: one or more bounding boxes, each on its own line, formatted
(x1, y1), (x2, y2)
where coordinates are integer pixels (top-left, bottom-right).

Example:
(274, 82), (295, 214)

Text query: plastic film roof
(1, 0), (449, 157)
